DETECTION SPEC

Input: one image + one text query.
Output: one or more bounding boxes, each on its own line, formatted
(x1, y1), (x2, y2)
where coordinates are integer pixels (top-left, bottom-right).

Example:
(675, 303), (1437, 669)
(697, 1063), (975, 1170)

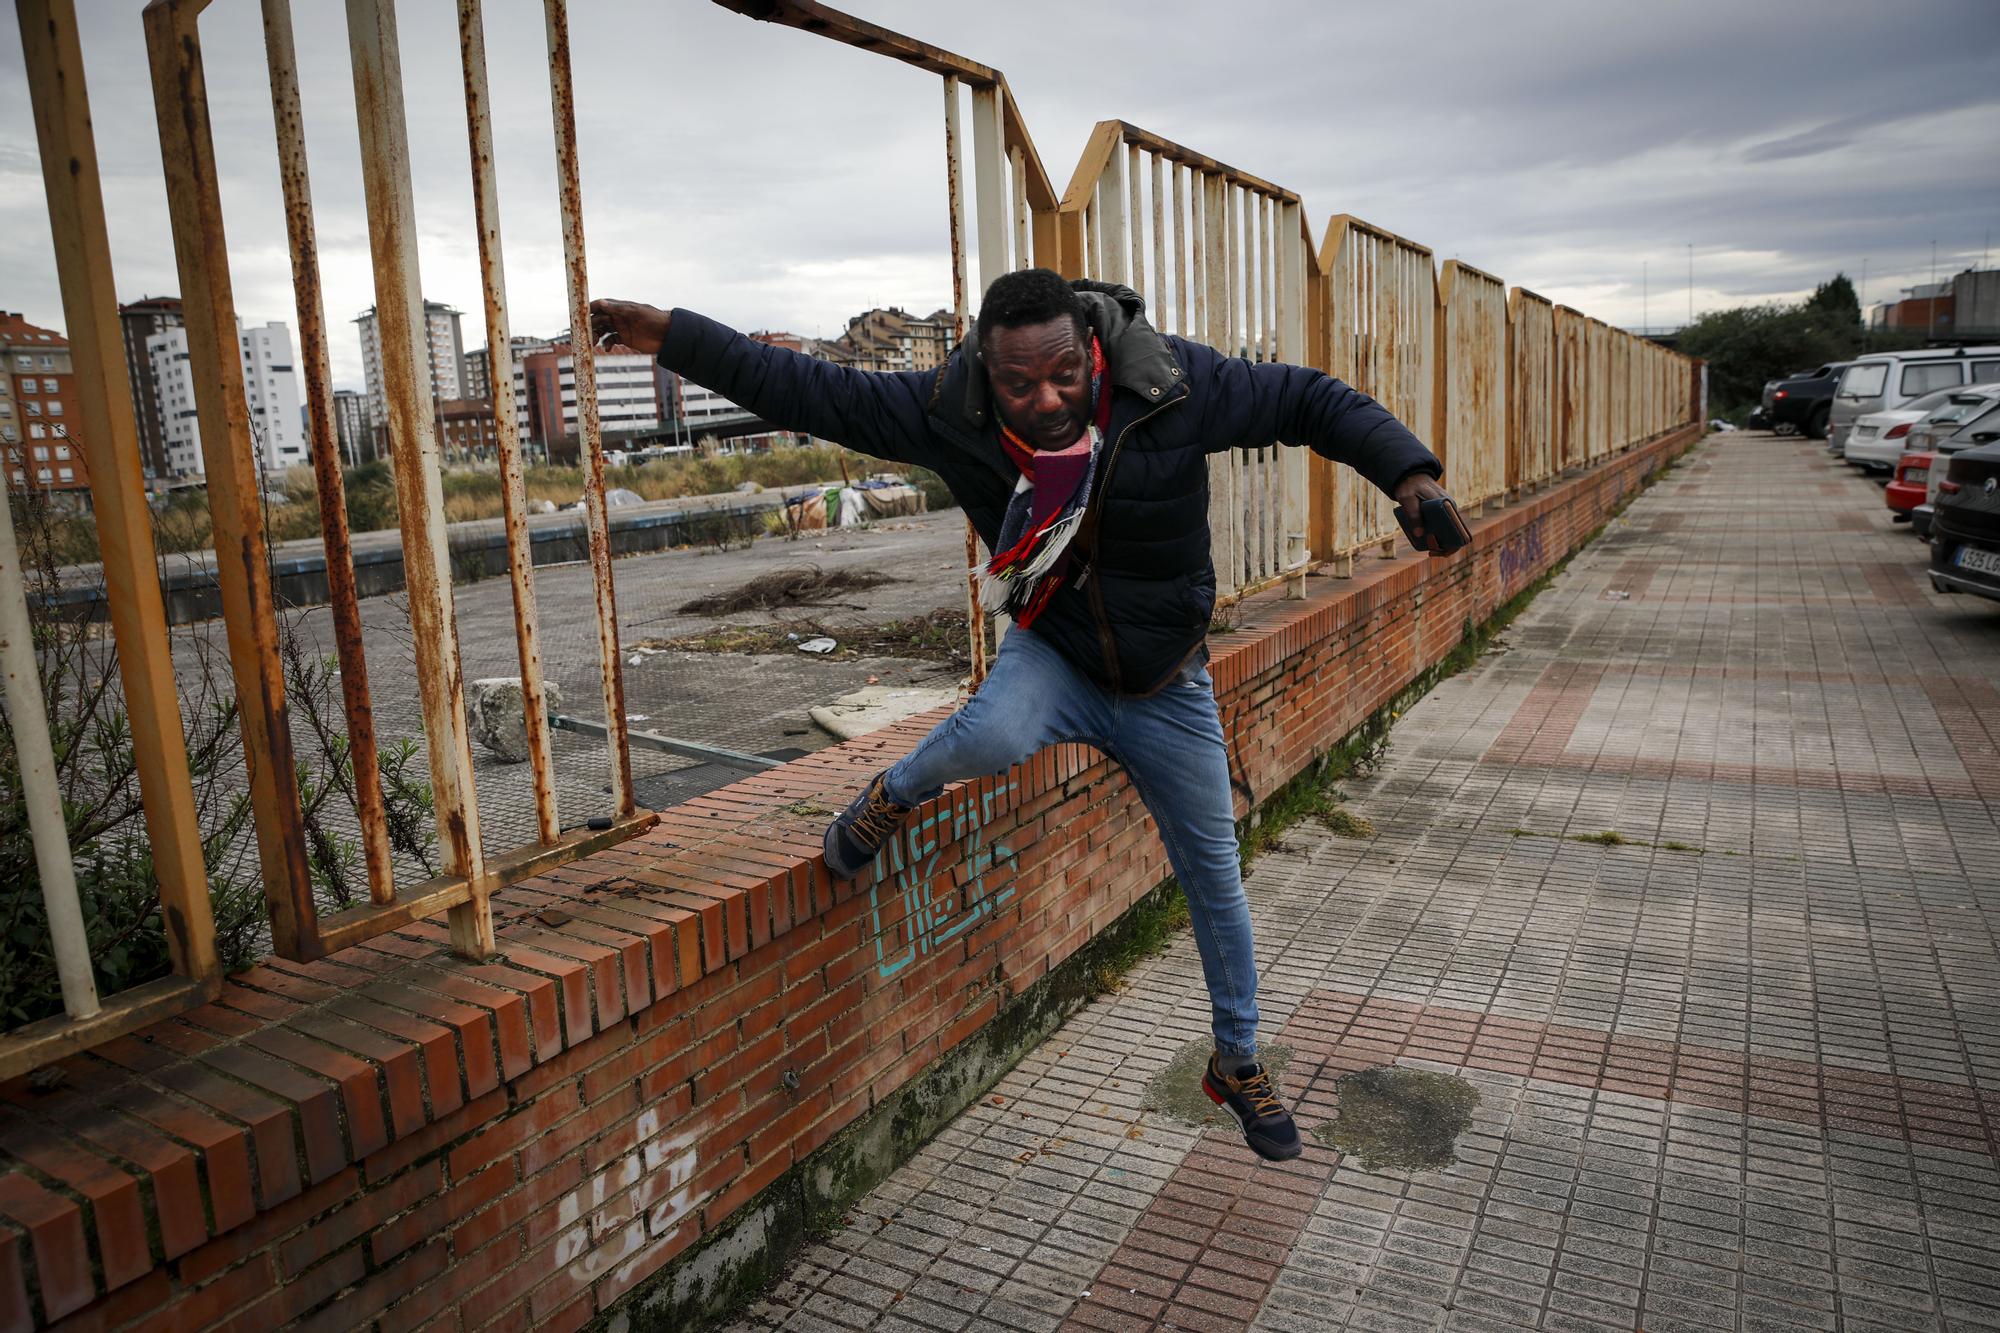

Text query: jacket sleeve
(657, 309), (938, 466)
(1182, 337), (1442, 496)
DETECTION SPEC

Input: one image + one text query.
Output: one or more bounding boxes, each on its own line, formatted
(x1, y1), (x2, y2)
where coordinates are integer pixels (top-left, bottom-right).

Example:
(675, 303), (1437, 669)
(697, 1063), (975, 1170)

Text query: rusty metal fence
(5, 0), (1701, 1077)
(2, 0), (654, 1079)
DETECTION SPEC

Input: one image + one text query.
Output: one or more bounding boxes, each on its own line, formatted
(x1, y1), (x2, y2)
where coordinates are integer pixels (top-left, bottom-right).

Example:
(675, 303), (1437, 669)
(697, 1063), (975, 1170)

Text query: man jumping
(590, 271), (1449, 1161)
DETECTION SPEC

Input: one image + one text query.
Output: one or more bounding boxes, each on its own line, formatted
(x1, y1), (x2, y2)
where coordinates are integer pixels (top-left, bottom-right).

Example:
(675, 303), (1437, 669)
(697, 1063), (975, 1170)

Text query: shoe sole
(1203, 1076), (1303, 1162)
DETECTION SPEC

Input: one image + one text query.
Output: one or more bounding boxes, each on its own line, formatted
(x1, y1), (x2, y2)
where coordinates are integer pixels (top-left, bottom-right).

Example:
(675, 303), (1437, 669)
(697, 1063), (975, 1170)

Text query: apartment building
(148, 320), (304, 477)
(0, 312), (89, 500)
(515, 340), (672, 461)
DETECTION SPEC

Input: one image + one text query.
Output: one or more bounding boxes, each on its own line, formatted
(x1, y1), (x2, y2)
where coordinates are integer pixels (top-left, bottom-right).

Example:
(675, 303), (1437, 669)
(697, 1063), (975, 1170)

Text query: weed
(1571, 830), (1629, 847)
(1322, 808), (1376, 839)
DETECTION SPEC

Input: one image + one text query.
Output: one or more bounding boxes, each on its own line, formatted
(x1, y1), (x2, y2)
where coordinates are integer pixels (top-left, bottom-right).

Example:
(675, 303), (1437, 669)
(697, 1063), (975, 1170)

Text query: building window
(51, 424), (63, 438)
(40, 356), (52, 369)
(29, 423), (43, 439)
(0, 401), (10, 416)
(24, 402), (38, 417)
(13, 355), (28, 368)
(46, 401), (61, 416)
(33, 446), (47, 460)
(36, 468), (51, 482)
(55, 445), (69, 459)
(19, 378), (35, 394)
(57, 466), (73, 481)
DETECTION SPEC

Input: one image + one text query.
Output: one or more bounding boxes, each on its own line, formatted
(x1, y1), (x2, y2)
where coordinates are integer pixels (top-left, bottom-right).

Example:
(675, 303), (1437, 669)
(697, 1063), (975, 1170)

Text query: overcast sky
(3, 0), (1996, 391)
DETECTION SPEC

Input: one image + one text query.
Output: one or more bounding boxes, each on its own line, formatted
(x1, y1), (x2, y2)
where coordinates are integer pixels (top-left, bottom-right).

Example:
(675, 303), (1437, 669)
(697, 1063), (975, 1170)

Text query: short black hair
(975, 268), (1087, 348)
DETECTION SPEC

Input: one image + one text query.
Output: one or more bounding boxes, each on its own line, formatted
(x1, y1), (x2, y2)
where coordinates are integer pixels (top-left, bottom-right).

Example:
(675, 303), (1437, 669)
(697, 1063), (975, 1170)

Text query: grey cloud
(2, 0), (1995, 387)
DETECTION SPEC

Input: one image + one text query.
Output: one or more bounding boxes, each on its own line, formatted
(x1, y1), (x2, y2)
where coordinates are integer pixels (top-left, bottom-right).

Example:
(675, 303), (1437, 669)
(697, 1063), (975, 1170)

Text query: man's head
(976, 268), (1092, 450)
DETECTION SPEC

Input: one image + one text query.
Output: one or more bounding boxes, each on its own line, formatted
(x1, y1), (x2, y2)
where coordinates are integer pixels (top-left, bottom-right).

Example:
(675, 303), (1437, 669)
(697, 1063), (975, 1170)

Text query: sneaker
(1203, 1055), (1303, 1162)
(822, 771), (915, 880)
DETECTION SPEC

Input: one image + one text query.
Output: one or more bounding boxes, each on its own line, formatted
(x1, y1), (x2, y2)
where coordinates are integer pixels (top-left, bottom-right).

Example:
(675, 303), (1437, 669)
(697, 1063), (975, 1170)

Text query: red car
(1886, 451), (1933, 523)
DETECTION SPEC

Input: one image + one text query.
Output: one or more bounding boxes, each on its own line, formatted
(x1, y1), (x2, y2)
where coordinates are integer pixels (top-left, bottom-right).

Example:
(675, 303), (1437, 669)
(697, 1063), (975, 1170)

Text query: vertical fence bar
(1010, 143), (1029, 269)
(1100, 145), (1127, 288)
(262, 0), (396, 898)
(972, 84), (1009, 297)
(147, 0), (318, 959)
(1191, 169), (1206, 340)
(0, 492), (96, 1019)
(545, 0), (634, 825)
(1150, 152), (1166, 326)
(348, 0), (489, 957)
(462, 0), (560, 845)
(25, 0), (217, 991)
(941, 76), (988, 683)
(1243, 191), (1263, 579)
(1127, 141), (1144, 300)
(1172, 163), (1188, 336)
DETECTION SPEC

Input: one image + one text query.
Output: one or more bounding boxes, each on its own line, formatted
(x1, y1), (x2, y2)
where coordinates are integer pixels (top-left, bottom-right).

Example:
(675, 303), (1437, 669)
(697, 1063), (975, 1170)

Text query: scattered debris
(797, 637), (838, 655)
(677, 564), (893, 615)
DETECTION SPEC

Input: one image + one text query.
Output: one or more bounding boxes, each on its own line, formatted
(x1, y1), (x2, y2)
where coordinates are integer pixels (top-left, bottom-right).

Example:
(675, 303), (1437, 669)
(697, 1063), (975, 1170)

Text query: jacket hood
(931, 279), (1185, 445)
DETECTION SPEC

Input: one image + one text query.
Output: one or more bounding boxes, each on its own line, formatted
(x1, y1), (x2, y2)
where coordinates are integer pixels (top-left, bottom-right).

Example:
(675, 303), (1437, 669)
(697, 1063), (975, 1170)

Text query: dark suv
(1929, 441), (2000, 603)
(1757, 362), (1853, 439)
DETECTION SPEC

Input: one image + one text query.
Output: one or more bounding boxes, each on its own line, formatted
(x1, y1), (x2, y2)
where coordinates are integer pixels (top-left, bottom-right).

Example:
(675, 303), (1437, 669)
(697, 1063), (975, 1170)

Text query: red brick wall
(0, 425), (1698, 1332)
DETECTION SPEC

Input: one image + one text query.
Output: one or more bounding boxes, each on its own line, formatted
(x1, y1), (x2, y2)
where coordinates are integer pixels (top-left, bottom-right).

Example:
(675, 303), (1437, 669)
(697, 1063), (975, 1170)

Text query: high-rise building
(332, 388), (369, 466)
(354, 300), (466, 449)
(149, 320), (305, 477)
(118, 296), (183, 480)
(0, 312), (90, 501)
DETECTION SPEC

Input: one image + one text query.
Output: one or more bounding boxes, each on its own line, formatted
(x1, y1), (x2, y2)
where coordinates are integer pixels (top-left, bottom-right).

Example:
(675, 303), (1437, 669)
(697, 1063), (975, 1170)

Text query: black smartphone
(1394, 496), (1472, 556)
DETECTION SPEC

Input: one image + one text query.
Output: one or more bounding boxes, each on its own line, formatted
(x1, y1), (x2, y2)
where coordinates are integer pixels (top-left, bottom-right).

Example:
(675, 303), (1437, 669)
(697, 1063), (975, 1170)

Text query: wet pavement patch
(1140, 1037), (1294, 1128)
(1312, 1065), (1480, 1171)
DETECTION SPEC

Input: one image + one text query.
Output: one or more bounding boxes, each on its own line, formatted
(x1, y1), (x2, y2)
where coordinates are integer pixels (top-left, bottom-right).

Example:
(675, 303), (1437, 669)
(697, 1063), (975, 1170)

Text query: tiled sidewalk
(723, 434), (2000, 1333)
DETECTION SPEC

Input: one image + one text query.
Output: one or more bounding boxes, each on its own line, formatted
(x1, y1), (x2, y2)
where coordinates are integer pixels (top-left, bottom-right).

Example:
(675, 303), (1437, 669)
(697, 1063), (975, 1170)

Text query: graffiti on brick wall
(869, 779), (1018, 979)
(1497, 515), (1548, 599)
(553, 1110), (703, 1291)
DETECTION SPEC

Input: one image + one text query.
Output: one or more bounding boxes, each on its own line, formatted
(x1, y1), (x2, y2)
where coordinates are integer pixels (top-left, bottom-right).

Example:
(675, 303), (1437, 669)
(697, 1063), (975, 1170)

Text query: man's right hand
(588, 299), (671, 357)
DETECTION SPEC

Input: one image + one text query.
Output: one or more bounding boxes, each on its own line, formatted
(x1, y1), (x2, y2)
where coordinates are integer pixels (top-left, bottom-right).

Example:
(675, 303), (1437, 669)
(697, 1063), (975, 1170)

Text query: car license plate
(1904, 467), (1928, 484)
(1956, 545), (2000, 576)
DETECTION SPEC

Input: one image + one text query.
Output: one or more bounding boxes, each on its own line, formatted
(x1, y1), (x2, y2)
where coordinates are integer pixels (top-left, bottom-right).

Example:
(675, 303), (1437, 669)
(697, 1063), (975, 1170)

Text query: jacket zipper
(1080, 393), (1183, 692)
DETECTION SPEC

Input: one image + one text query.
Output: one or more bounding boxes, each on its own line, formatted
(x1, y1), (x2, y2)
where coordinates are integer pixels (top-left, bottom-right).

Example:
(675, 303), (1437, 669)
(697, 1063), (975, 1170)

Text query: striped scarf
(978, 335), (1112, 629)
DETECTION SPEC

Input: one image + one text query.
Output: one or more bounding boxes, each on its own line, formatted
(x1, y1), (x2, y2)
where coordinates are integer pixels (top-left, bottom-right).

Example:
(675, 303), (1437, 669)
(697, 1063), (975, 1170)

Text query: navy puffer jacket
(658, 280), (1440, 695)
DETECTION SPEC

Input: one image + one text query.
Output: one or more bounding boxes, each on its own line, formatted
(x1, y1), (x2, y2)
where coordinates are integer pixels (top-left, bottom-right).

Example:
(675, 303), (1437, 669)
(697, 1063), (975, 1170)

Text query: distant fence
(6, 0), (1700, 1082)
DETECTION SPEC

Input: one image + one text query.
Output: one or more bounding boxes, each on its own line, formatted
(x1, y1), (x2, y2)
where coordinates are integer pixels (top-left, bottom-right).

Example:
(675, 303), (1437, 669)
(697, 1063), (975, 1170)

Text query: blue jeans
(882, 627), (1259, 1057)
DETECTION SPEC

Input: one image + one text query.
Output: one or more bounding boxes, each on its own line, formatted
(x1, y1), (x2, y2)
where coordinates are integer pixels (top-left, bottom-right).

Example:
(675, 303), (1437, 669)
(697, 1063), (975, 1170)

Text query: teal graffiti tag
(869, 780), (1017, 979)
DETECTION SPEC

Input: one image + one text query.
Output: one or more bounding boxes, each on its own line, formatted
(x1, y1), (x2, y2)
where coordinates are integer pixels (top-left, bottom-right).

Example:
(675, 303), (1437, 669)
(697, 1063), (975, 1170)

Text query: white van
(1831, 347), (2000, 456)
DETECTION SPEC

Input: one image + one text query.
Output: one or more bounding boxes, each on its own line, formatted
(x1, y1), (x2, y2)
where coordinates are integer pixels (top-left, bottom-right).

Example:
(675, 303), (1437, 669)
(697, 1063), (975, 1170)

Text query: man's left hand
(1392, 471), (1451, 540)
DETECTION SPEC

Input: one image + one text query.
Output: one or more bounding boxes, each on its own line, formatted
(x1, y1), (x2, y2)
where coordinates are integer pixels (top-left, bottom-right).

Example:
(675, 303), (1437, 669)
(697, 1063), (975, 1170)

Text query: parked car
(1841, 386), (1976, 472)
(1887, 451), (1933, 525)
(1759, 362), (1851, 439)
(1910, 398), (2000, 538)
(1907, 387), (2000, 454)
(1829, 346), (2000, 456)
(1928, 441), (2000, 602)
